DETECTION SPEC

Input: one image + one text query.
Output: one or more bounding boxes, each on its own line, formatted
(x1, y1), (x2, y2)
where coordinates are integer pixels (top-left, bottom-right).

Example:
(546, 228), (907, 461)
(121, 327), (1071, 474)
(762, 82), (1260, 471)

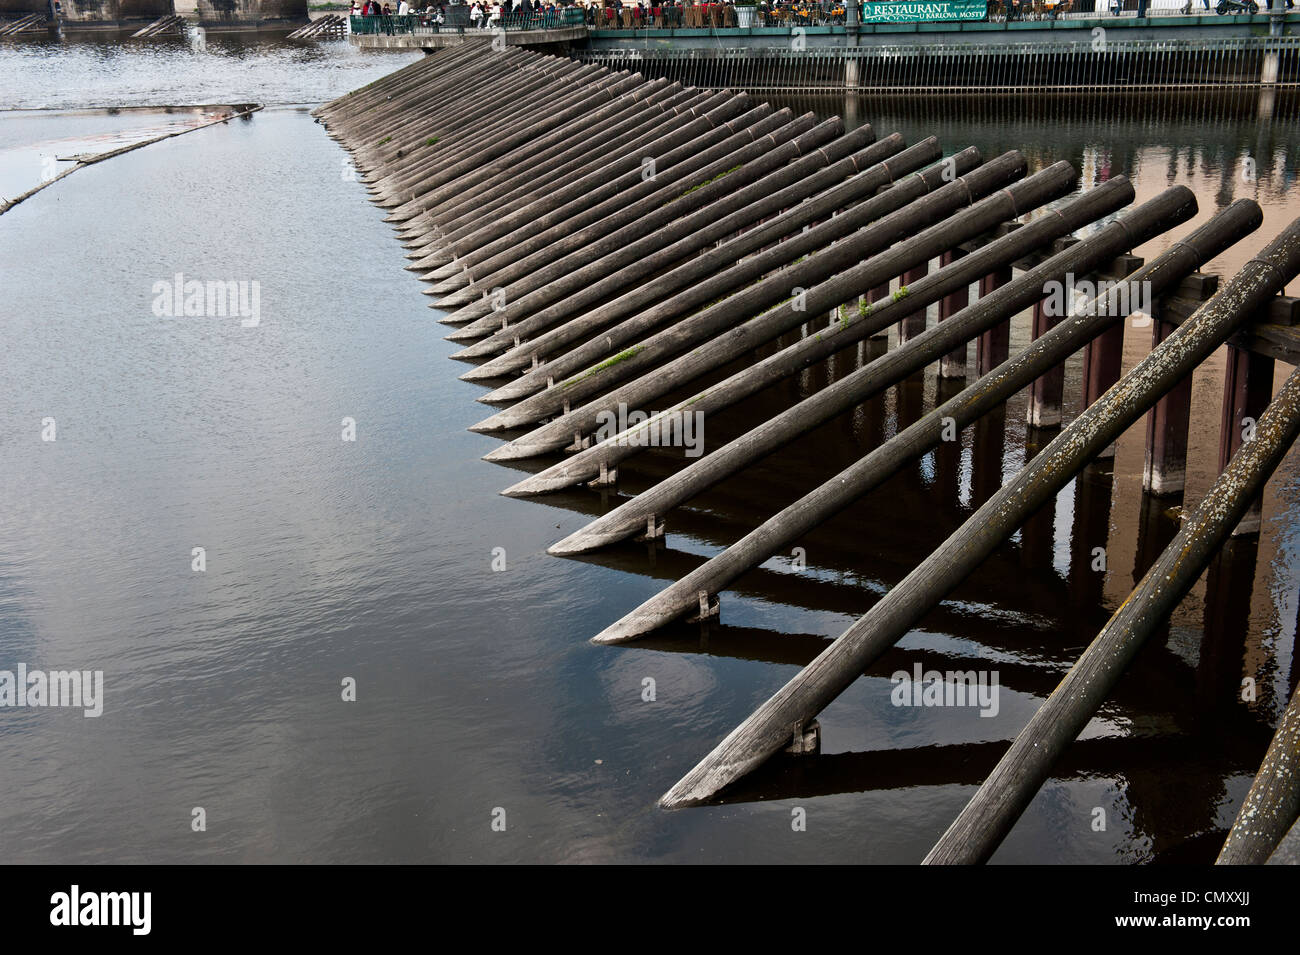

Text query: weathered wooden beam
(928, 357), (1300, 865)
(469, 134), (932, 390)
(453, 120), (882, 366)
(439, 104), (801, 317)
(975, 263), (1013, 376)
(589, 200), (1255, 655)
(478, 153), (1051, 453)
(658, 207), (1293, 811)
(1219, 345), (1276, 536)
(531, 179), (1151, 531)
(897, 263), (930, 343)
(938, 248), (969, 378)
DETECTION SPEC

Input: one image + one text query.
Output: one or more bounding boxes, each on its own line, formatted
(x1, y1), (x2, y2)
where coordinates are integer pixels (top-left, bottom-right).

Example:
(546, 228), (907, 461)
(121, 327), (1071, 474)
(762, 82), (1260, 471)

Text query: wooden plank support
(510, 166), (1124, 496)
(1219, 343), (1276, 536)
(658, 209), (1293, 811)
(480, 152), (1048, 453)
(897, 262), (930, 343)
(867, 282), (892, 339)
(1026, 298), (1065, 428)
(580, 190), (1236, 641)
(1142, 274), (1218, 497)
(976, 263), (1013, 376)
(1025, 236), (1081, 429)
(927, 357), (1300, 864)
(938, 248), (969, 378)
(1142, 322), (1194, 496)
(1078, 252), (1145, 458)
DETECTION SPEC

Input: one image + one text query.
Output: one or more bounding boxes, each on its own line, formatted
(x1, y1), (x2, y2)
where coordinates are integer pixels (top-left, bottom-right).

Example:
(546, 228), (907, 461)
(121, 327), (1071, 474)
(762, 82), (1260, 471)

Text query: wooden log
(530, 178), (1149, 520)
(439, 105), (822, 317)
(473, 138), (949, 400)
(404, 79), (686, 232)
(1266, 815), (1300, 864)
(393, 77), (694, 229)
(553, 185), (1187, 566)
(413, 82), (696, 243)
(408, 89), (733, 269)
(439, 104), (798, 316)
(462, 132), (920, 380)
(372, 62), (623, 203)
(938, 248), (969, 378)
(408, 93), (746, 270)
(929, 357), (1300, 865)
(658, 206), (1292, 811)
(375, 62), (613, 210)
(475, 152), (1045, 446)
(451, 121), (879, 364)
(1219, 344), (1276, 536)
(897, 263), (930, 343)
(975, 264), (1013, 375)
(367, 58), (593, 193)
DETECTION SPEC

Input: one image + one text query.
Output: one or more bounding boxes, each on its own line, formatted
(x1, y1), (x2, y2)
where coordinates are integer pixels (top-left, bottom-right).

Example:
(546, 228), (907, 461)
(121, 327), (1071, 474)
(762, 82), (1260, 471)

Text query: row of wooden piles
(286, 14), (347, 40)
(314, 43), (1300, 864)
(0, 13), (45, 36)
(130, 14), (187, 38)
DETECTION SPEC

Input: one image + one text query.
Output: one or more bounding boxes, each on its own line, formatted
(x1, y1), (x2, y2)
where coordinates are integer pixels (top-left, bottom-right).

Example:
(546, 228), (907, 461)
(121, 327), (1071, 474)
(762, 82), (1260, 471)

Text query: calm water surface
(1, 36), (1298, 863)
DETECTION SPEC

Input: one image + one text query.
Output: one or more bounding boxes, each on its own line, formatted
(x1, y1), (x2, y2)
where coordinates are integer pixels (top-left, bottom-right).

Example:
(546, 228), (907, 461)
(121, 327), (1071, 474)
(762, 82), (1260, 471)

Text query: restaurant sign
(861, 0), (988, 22)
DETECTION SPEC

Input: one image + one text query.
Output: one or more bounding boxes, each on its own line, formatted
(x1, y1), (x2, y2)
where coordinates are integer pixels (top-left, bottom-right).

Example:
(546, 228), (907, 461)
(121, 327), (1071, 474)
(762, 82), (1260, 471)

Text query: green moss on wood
(566, 345), (645, 386)
(667, 165), (742, 205)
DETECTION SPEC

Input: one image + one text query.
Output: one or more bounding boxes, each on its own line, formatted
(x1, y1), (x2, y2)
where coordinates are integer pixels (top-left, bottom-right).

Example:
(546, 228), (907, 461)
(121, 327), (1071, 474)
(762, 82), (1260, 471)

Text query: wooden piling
(938, 249), (969, 379)
(475, 152), (1042, 444)
(470, 136), (940, 396)
(975, 264), (1013, 376)
(567, 194), (1236, 630)
(1219, 344), (1276, 536)
(658, 209), (1293, 811)
(531, 178), (1151, 528)
(929, 358), (1300, 864)
(897, 263), (930, 343)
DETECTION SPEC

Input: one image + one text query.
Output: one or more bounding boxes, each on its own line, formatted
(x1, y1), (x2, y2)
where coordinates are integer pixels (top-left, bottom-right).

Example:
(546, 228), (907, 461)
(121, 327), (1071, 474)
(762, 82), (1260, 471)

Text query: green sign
(861, 0), (988, 22)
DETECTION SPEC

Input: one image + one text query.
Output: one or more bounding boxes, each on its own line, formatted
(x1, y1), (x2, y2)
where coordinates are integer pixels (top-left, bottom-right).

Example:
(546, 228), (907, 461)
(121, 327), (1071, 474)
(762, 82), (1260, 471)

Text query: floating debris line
(0, 105), (262, 217)
(317, 44), (1300, 864)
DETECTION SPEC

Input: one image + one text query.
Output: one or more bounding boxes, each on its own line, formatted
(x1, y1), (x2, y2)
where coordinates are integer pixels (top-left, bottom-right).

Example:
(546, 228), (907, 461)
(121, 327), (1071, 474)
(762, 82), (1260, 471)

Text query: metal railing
(349, 9), (584, 35)
(577, 35), (1300, 89)
(588, 0), (1282, 30)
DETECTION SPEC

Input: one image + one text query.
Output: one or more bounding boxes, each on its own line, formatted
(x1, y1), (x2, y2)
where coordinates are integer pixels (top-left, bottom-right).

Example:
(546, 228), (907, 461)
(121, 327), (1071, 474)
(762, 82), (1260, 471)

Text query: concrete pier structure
(196, 0), (307, 30)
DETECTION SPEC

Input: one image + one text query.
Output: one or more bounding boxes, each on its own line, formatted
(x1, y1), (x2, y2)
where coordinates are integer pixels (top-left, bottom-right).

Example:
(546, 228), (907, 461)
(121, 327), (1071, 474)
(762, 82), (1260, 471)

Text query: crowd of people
(348, 1), (859, 28)
(349, 0), (1294, 25)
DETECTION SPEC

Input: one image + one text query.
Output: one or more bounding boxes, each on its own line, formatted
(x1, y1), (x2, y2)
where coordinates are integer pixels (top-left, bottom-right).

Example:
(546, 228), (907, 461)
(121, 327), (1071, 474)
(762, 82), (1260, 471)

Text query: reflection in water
(0, 41), (1297, 861)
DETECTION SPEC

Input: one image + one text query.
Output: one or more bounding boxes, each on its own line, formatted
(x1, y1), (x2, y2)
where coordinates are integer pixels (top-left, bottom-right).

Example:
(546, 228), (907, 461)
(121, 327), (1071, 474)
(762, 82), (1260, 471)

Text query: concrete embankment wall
(196, 0), (307, 25)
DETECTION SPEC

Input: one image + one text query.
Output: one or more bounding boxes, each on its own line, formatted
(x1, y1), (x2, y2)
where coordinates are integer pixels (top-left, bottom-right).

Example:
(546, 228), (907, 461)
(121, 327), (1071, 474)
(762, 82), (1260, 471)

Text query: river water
(1, 33), (1299, 863)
